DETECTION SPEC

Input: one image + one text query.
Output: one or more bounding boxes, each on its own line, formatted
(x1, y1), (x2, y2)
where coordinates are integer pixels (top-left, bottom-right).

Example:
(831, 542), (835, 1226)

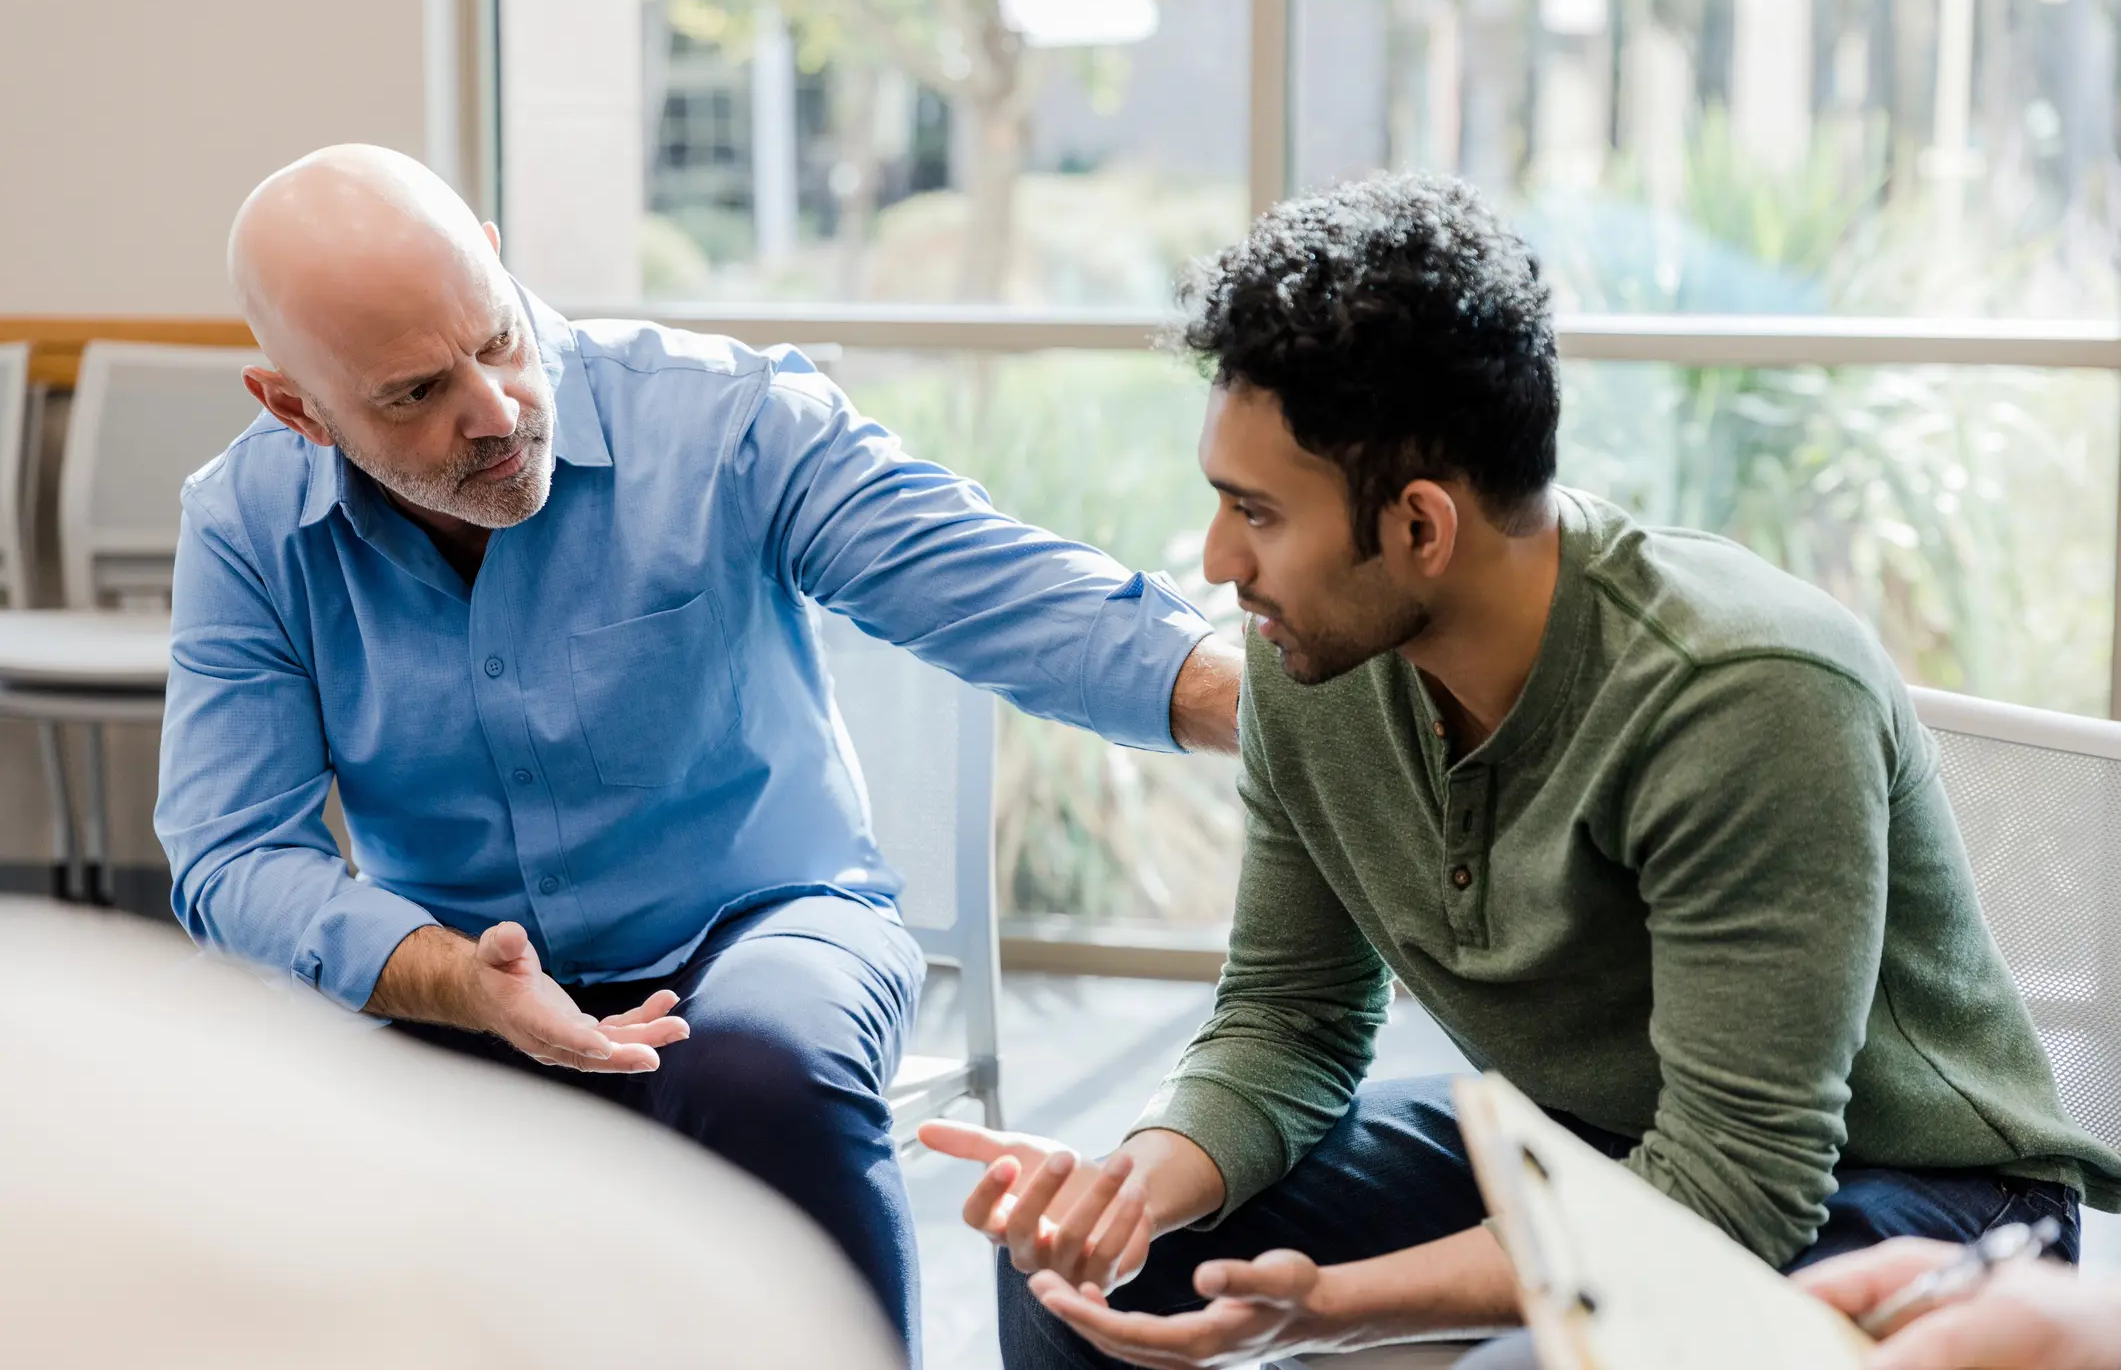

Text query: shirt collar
(523, 282), (613, 471)
(297, 279), (609, 529)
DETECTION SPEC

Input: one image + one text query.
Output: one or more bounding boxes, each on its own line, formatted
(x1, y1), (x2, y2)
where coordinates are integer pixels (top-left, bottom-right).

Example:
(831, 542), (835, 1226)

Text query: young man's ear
(242, 366), (331, 447)
(1386, 479), (1460, 576)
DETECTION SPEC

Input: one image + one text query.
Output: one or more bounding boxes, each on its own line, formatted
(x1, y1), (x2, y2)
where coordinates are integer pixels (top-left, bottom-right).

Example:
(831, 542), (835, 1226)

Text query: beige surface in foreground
(1457, 1073), (1873, 1370)
(0, 897), (899, 1370)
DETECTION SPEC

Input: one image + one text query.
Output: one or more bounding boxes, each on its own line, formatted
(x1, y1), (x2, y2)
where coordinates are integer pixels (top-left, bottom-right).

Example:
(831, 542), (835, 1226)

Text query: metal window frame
(569, 303), (2121, 371)
(536, 0), (2121, 972)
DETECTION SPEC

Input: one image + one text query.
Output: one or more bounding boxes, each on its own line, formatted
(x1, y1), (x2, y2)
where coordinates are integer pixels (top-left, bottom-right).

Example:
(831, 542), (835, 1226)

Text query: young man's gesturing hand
(918, 1120), (1158, 1292)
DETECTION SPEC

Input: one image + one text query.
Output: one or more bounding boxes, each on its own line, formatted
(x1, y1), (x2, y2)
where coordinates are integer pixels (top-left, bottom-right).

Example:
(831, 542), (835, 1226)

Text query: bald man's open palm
(471, 922), (689, 1072)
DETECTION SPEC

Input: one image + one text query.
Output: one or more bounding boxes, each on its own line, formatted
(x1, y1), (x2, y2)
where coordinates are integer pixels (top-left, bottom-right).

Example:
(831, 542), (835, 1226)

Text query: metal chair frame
(816, 609), (1005, 1145)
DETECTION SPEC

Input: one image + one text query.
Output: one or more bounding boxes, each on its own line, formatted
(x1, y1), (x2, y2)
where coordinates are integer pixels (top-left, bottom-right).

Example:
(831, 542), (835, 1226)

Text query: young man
(923, 173), (2121, 1369)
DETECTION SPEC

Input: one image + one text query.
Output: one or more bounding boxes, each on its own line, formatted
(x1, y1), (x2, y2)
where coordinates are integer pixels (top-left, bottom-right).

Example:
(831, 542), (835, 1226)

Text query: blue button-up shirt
(156, 290), (1211, 1010)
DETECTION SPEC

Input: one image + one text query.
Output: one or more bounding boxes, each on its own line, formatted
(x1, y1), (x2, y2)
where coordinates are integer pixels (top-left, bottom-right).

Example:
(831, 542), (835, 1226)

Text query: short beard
(320, 402), (554, 531)
(1248, 565), (1433, 687)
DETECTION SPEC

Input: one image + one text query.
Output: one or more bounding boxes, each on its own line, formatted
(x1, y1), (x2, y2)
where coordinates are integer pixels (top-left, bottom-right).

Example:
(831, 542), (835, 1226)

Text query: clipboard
(1453, 1073), (1876, 1370)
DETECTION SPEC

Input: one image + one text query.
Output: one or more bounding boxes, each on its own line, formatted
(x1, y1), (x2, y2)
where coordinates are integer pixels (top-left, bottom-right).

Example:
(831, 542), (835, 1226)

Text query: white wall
(0, 0), (436, 314)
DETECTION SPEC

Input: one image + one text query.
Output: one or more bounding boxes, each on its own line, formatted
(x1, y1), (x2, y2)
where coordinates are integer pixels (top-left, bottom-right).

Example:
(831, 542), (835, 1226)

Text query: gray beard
(323, 414), (554, 530)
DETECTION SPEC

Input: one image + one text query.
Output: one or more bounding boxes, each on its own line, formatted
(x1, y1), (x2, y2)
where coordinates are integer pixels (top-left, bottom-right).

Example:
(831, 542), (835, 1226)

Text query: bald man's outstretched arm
(743, 354), (1234, 755)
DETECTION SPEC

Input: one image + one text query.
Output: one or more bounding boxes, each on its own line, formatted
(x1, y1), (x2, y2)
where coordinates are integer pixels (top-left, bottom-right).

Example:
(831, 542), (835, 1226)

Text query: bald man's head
(228, 144), (555, 534)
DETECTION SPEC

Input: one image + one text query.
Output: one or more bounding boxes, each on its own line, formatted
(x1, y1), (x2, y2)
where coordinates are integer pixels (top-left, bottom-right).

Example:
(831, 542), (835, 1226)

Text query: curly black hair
(1175, 172), (1559, 555)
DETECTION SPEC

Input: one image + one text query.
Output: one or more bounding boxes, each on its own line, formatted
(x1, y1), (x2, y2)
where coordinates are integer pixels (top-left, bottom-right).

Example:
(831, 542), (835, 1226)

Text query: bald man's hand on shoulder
(366, 923), (689, 1072)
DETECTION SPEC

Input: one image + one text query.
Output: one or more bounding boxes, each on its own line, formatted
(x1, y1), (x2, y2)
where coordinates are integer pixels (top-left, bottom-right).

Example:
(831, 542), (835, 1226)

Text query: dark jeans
(997, 1074), (2082, 1370)
(393, 894), (926, 1364)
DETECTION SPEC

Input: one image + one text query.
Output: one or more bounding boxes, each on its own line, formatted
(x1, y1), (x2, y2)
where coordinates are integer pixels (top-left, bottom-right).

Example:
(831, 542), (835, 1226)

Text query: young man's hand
(1798, 1238), (2121, 1370)
(917, 1120), (1156, 1292)
(1028, 1248), (1350, 1369)
(367, 922), (690, 1072)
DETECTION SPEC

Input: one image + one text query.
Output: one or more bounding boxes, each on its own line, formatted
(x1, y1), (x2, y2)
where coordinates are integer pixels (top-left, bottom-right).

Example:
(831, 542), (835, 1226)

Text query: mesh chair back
(1912, 687), (2121, 1152)
(817, 609), (997, 952)
(818, 609), (1001, 1080)
(0, 342), (29, 607)
(60, 342), (265, 610)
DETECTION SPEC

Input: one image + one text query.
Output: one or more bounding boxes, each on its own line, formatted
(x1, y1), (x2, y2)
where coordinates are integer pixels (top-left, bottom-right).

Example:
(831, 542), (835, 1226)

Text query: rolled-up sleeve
(155, 493), (435, 1010)
(738, 351), (1213, 752)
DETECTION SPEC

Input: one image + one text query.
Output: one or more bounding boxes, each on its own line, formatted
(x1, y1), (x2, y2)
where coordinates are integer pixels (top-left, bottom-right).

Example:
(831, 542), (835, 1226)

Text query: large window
(639, 0), (1250, 305)
(499, 0), (2121, 945)
(1293, 0), (2121, 320)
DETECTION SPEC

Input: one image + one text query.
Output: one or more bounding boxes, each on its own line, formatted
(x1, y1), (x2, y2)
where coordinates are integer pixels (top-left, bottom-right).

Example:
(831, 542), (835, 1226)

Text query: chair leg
(36, 721), (82, 902)
(974, 1057), (1005, 1131)
(82, 722), (113, 907)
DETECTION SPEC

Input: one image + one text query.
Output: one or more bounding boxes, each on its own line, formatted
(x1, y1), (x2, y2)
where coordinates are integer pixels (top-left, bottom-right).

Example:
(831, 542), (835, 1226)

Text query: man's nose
(462, 368), (520, 440)
(1201, 511), (1250, 588)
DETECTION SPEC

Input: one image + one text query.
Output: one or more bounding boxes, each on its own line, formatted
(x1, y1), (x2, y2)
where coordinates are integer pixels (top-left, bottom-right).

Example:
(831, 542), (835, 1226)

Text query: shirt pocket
(566, 588), (742, 787)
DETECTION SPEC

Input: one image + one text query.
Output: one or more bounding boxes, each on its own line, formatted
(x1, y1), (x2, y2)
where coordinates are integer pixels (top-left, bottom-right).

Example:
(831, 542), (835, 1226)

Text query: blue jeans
(997, 1074), (2082, 1370)
(394, 894), (927, 1363)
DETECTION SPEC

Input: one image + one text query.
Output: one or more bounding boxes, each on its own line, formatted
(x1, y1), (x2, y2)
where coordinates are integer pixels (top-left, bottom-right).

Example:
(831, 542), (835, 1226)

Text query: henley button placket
(1441, 766), (1493, 947)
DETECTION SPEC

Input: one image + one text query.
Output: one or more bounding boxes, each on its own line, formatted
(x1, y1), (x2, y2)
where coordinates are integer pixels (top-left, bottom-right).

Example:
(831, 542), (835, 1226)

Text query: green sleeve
(1128, 640), (1392, 1224)
(1621, 655), (1895, 1266)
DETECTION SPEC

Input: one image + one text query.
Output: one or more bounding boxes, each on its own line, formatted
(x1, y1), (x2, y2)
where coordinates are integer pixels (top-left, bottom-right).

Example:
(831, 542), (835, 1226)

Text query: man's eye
(401, 382), (434, 405)
(483, 331), (513, 355)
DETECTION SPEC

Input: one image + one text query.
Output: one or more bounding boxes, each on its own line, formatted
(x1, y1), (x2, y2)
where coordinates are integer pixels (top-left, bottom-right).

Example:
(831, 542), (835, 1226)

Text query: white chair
(0, 341), (264, 903)
(1280, 686), (2121, 1370)
(816, 608), (1005, 1144)
(1911, 686), (2121, 1152)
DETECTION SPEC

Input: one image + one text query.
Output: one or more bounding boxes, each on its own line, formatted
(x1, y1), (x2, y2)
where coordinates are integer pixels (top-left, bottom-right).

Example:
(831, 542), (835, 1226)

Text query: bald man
(156, 144), (1239, 1362)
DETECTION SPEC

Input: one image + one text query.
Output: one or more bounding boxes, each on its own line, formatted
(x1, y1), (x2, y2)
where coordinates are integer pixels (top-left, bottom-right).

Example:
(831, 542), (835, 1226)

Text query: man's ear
(483, 220), (502, 257)
(243, 366), (332, 447)
(1385, 479), (1460, 578)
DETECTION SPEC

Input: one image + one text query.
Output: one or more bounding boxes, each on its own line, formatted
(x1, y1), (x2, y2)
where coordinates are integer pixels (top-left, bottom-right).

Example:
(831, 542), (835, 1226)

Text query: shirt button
(1450, 865), (1473, 890)
(538, 875), (562, 894)
(512, 768), (534, 784)
(484, 656), (505, 677)
(1431, 721), (1447, 738)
